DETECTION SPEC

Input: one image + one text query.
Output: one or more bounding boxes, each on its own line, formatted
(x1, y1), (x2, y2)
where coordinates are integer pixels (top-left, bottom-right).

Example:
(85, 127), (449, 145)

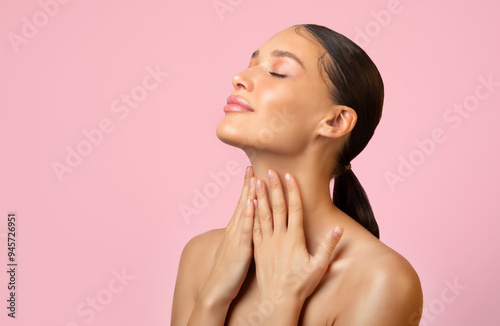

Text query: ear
(317, 106), (357, 139)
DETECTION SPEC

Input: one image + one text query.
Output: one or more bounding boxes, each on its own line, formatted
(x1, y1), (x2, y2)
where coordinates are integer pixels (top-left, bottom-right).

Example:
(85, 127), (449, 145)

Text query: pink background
(1, 0), (499, 325)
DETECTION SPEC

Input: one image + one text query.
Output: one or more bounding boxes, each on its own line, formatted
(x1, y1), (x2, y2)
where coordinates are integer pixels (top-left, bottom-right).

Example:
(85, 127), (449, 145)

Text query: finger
(235, 179), (256, 235)
(314, 226), (343, 265)
(266, 169), (287, 233)
(228, 167), (254, 230)
(235, 167), (254, 215)
(247, 173), (257, 202)
(252, 199), (263, 246)
(239, 198), (255, 246)
(255, 178), (273, 238)
(284, 173), (304, 232)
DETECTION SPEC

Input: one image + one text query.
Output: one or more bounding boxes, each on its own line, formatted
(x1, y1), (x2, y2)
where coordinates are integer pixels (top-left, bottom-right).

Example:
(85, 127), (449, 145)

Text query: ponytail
(295, 24), (384, 239)
(333, 169), (379, 238)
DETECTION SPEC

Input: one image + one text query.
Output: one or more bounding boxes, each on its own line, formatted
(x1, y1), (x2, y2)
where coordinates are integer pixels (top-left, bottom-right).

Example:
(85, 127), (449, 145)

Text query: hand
(252, 170), (343, 305)
(199, 166), (257, 306)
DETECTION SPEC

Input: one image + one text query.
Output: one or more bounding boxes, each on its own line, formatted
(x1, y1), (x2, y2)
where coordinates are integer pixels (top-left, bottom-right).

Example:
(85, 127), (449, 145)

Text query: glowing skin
(216, 27), (357, 253)
(172, 26), (423, 326)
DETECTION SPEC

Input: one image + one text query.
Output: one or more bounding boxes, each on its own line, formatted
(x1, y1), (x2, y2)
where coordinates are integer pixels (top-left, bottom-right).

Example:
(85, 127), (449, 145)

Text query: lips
(224, 95), (254, 113)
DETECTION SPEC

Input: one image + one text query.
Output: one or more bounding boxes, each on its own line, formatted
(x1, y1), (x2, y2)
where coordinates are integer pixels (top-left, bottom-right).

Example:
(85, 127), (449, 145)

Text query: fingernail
(247, 198), (251, 207)
(285, 173), (292, 184)
(250, 177), (255, 187)
(267, 169), (275, 181)
(245, 166), (251, 177)
(253, 199), (258, 209)
(332, 226), (343, 237)
(256, 179), (263, 190)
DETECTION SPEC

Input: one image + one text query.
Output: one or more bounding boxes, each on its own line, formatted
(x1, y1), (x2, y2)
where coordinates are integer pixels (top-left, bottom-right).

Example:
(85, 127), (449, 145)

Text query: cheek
(251, 90), (314, 151)
(261, 85), (314, 128)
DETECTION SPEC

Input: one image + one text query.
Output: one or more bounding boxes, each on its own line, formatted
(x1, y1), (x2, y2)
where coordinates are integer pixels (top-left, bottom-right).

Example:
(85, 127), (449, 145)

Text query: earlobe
(318, 106), (357, 139)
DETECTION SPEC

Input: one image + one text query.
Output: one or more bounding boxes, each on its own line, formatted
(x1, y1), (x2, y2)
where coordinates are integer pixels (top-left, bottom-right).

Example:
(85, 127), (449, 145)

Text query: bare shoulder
(171, 228), (225, 325)
(365, 243), (422, 305)
(183, 228), (225, 252)
(334, 239), (423, 325)
(364, 241), (421, 287)
(180, 228), (225, 274)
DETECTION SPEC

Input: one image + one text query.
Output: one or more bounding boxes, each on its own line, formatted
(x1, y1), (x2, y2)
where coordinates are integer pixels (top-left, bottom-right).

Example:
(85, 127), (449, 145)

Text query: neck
(244, 146), (347, 253)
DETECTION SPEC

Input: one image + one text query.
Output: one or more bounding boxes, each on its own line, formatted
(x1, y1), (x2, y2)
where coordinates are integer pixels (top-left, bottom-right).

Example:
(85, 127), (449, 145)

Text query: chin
(216, 119), (247, 149)
(216, 117), (296, 154)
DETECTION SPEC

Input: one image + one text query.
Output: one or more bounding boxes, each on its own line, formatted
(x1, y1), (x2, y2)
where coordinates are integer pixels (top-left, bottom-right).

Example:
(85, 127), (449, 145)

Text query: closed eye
(270, 71), (287, 79)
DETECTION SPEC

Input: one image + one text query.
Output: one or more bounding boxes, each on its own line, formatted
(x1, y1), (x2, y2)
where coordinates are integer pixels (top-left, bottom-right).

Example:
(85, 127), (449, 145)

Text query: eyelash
(269, 71), (287, 79)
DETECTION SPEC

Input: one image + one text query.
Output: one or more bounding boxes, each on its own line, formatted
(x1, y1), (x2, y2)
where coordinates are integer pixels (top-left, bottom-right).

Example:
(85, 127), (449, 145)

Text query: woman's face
(216, 27), (336, 155)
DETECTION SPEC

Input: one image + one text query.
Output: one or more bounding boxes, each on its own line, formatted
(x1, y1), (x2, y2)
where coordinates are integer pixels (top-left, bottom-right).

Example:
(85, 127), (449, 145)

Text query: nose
(231, 68), (254, 92)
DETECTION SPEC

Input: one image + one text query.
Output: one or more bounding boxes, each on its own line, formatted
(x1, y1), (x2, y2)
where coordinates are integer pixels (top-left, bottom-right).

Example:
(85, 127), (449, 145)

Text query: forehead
(255, 27), (325, 70)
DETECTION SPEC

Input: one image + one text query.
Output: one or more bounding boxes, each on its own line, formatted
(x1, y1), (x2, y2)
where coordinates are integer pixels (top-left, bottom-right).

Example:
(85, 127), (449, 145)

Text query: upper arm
(335, 256), (423, 326)
(171, 230), (221, 326)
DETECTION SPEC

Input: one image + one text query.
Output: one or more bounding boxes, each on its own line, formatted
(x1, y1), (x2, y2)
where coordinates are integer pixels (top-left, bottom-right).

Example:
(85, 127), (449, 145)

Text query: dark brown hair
(296, 24), (384, 238)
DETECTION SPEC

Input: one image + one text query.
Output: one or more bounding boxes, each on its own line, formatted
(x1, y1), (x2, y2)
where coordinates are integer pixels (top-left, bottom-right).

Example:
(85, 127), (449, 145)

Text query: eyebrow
(251, 49), (306, 70)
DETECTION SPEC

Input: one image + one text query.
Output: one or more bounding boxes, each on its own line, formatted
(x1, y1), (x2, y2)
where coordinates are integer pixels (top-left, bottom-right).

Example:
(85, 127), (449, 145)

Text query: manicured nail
(256, 179), (263, 191)
(245, 166), (251, 177)
(253, 199), (258, 209)
(332, 226), (343, 237)
(285, 173), (292, 184)
(250, 177), (255, 187)
(267, 169), (275, 181)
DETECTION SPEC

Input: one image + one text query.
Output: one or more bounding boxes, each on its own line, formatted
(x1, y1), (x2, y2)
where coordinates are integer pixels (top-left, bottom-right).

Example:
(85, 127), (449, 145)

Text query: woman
(172, 24), (423, 325)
